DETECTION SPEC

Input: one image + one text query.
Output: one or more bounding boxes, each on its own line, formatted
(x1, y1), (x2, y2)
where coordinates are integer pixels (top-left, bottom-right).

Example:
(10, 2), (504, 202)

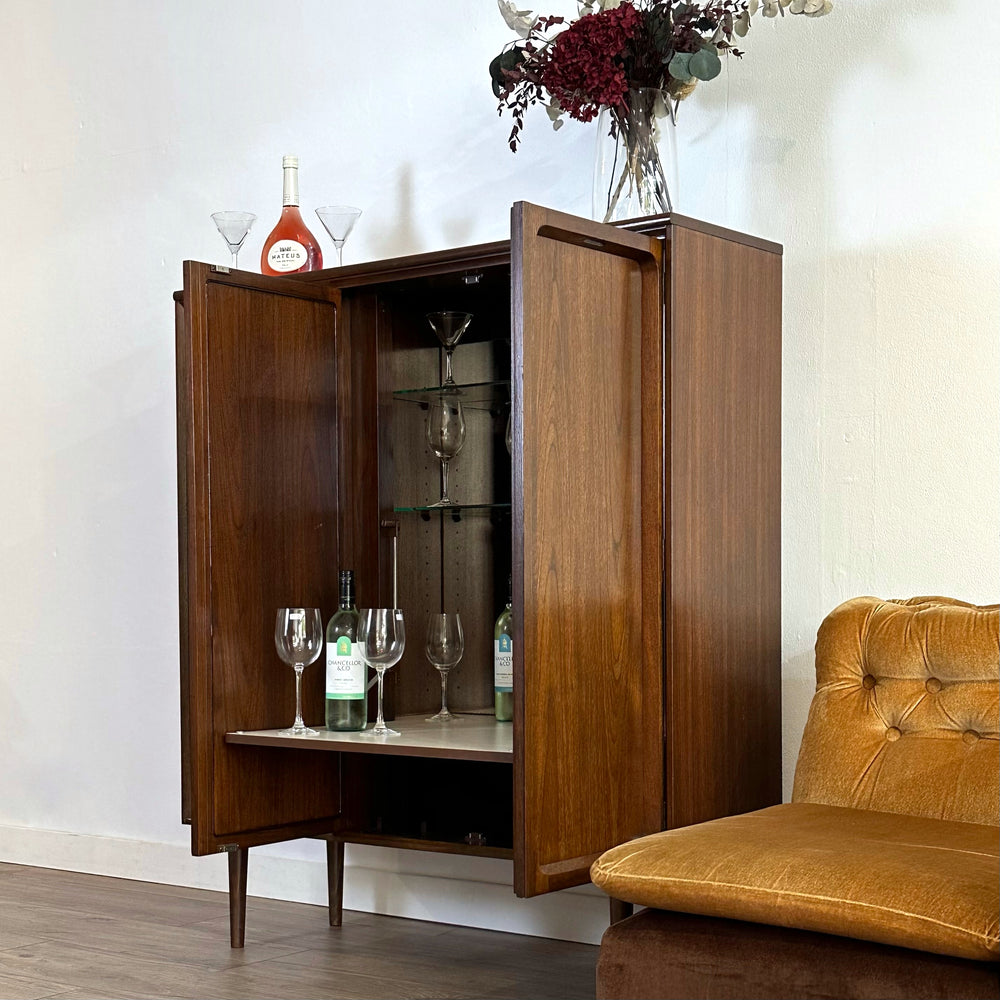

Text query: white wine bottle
(325, 570), (367, 731)
(494, 576), (513, 722)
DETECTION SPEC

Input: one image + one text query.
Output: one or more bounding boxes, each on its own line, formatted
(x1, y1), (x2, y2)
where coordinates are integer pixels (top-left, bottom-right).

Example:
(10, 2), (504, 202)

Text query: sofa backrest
(792, 596), (999, 826)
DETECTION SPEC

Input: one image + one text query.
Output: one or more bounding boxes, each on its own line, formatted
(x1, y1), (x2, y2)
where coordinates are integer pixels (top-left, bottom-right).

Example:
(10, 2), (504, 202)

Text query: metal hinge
(217, 843), (239, 853)
(210, 265), (232, 274)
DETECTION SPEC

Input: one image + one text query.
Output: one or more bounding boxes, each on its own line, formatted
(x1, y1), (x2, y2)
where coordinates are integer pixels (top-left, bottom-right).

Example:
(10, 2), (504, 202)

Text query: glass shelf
(393, 380), (510, 411)
(393, 501), (511, 521)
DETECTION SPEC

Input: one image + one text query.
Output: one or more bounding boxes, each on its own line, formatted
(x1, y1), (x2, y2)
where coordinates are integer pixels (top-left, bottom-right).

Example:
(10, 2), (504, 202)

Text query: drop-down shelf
(226, 713), (513, 764)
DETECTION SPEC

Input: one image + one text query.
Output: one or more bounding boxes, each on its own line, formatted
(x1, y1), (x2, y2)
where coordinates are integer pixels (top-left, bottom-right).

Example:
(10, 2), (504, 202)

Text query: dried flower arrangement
(490, 0), (832, 220)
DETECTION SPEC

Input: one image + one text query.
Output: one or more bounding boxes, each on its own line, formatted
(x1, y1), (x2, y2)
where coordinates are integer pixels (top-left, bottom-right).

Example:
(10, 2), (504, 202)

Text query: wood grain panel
(296, 241), (511, 288)
(175, 293), (192, 827)
(512, 203), (664, 897)
(179, 263), (343, 854)
(665, 226), (783, 827)
(622, 212), (782, 255)
(336, 292), (382, 611)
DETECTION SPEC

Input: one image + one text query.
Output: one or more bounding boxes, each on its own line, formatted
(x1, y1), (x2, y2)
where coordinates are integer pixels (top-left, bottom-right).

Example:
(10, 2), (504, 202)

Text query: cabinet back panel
(376, 277), (512, 717)
(340, 755), (514, 851)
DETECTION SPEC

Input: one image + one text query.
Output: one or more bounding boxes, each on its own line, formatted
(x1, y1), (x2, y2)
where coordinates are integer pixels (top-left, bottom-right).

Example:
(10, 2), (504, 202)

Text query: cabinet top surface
(226, 714), (513, 763)
(281, 208), (781, 287)
(176, 209), (781, 299)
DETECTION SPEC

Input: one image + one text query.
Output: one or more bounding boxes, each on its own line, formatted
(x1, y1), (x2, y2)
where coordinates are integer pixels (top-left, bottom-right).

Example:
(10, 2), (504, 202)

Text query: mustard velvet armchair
(592, 597), (1000, 1000)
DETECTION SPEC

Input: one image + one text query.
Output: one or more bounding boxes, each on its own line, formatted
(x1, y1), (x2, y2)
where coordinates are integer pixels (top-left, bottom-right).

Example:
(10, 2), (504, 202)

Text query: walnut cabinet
(174, 203), (783, 946)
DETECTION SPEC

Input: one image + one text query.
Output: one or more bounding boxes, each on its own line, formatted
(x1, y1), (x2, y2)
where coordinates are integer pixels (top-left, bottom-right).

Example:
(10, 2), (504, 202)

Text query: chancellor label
(494, 635), (513, 692)
(326, 637), (366, 700)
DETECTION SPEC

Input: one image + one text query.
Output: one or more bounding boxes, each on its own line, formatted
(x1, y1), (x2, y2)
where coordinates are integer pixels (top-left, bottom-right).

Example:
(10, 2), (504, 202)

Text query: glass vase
(593, 88), (678, 224)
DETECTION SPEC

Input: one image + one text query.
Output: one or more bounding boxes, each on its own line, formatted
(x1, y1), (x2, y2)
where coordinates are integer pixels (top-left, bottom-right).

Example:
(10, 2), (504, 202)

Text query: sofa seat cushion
(590, 802), (999, 962)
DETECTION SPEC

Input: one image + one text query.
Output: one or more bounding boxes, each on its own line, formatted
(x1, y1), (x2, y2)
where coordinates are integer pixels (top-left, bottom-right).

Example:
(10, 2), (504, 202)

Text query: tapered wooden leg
(228, 846), (248, 948)
(609, 898), (633, 925)
(326, 837), (345, 927)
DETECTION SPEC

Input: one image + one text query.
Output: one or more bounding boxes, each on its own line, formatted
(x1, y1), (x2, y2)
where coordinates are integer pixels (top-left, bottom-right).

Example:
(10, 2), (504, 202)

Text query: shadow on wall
(782, 645), (818, 794)
(677, 0), (952, 236)
(362, 164), (418, 262)
(361, 164), (480, 260)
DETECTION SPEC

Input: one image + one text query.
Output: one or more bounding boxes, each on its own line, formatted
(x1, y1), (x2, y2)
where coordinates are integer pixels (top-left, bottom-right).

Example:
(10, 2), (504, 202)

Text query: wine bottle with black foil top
(325, 570), (367, 731)
(260, 155), (323, 275)
(494, 576), (513, 722)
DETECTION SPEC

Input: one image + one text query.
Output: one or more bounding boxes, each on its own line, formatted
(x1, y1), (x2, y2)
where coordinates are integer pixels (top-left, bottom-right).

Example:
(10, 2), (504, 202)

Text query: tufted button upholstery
(792, 596), (999, 826)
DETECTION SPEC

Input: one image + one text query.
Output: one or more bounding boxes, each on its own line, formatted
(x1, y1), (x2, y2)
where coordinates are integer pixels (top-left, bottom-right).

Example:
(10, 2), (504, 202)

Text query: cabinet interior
(340, 754), (514, 856)
(331, 260), (516, 854)
(348, 263), (513, 719)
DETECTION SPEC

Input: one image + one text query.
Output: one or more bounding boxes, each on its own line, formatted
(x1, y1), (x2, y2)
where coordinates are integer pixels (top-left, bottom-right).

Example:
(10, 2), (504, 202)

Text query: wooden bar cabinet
(174, 203), (783, 946)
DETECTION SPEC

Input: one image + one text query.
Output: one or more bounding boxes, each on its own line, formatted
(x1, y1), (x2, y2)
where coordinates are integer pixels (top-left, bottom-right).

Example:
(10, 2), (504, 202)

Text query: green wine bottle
(325, 570), (367, 731)
(494, 575), (513, 722)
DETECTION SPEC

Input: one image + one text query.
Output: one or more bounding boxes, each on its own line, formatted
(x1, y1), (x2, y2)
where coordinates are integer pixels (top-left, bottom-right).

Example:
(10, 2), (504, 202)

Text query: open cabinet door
(177, 262), (343, 856)
(511, 204), (665, 897)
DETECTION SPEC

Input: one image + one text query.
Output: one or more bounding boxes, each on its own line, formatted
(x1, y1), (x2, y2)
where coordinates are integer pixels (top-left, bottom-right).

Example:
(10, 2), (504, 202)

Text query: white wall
(0, 0), (997, 947)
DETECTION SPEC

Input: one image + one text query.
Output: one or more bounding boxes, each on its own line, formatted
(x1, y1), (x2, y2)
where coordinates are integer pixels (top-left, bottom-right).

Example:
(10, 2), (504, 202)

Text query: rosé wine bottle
(260, 155), (323, 276)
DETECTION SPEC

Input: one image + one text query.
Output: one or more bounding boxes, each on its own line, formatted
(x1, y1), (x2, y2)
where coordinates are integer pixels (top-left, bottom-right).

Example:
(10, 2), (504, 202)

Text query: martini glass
(211, 211), (256, 269)
(426, 312), (472, 387)
(315, 206), (362, 266)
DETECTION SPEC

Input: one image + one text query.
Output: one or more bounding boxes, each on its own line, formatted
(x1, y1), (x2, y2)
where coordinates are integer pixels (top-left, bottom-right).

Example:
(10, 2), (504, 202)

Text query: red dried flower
(540, 3), (642, 123)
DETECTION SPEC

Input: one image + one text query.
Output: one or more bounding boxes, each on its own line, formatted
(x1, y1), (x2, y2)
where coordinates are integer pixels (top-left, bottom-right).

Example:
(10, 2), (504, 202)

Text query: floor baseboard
(0, 823), (608, 944)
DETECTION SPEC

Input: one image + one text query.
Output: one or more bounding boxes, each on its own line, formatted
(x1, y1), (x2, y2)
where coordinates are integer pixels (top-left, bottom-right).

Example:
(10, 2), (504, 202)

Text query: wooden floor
(0, 862), (597, 1000)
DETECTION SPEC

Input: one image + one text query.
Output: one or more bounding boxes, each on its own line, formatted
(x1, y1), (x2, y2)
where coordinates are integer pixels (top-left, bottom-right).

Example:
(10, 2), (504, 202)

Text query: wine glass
(274, 608), (323, 736)
(425, 613), (464, 723)
(357, 608), (406, 737)
(426, 312), (472, 386)
(315, 205), (362, 267)
(211, 211), (256, 269)
(425, 398), (466, 507)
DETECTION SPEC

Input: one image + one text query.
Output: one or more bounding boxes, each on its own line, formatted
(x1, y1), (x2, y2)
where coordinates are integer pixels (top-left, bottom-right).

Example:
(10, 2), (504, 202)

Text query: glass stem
(336, 244), (344, 267)
(444, 349), (455, 384)
(232, 249), (239, 268)
(293, 664), (305, 728)
(375, 668), (386, 729)
(440, 458), (450, 504)
(439, 671), (449, 714)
